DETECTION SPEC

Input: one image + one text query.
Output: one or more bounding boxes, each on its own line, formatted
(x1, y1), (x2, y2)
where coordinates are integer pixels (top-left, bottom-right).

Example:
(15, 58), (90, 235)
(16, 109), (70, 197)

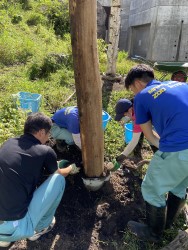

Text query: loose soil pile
(7, 142), (156, 250)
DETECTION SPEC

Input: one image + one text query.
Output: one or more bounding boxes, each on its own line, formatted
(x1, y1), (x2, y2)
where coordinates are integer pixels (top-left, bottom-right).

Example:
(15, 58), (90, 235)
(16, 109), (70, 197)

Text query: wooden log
(161, 205), (188, 250)
(69, 0), (104, 177)
(161, 229), (188, 250)
(106, 0), (121, 76)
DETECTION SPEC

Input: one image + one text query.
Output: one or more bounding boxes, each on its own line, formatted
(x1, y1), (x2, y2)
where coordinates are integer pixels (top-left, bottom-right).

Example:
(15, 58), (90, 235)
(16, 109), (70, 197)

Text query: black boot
(146, 202), (167, 239)
(128, 202), (167, 242)
(166, 192), (187, 229)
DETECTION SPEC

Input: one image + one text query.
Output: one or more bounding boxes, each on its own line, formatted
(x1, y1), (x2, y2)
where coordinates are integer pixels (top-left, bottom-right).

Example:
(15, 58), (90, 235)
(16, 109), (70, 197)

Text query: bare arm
(56, 166), (73, 177)
(55, 161), (80, 177)
(122, 132), (141, 156)
(140, 121), (159, 148)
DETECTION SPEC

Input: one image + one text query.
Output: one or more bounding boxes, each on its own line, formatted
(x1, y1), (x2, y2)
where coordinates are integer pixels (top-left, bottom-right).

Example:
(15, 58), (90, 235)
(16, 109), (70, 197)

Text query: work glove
(58, 159), (71, 169)
(106, 161), (121, 171)
(116, 154), (126, 164)
(58, 160), (80, 175)
(69, 163), (80, 175)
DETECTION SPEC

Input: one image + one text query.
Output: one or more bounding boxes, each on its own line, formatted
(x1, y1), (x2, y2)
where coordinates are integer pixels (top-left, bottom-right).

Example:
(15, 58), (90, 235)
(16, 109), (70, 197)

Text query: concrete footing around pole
(82, 172), (111, 191)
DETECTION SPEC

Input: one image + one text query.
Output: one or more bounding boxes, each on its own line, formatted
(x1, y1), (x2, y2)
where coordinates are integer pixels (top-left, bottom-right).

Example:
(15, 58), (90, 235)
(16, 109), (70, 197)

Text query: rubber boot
(166, 192), (187, 229)
(128, 202), (167, 242)
(146, 202), (167, 240)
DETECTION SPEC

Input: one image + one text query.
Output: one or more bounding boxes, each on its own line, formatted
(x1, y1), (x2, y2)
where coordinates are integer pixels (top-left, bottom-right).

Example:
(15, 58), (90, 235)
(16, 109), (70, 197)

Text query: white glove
(70, 164), (80, 175)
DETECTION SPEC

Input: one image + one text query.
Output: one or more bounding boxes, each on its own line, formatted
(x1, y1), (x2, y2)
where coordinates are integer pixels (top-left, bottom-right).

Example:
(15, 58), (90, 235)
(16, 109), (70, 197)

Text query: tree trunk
(69, 0), (104, 177)
(106, 0), (121, 76)
(161, 229), (188, 250)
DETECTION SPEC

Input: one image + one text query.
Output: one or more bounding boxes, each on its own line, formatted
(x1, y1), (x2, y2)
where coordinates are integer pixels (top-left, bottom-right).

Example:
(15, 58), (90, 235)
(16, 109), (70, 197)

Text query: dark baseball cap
(115, 99), (132, 121)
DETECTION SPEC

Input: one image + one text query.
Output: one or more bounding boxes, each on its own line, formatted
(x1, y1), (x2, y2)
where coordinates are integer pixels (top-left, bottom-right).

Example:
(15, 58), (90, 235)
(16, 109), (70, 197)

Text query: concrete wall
(152, 4), (188, 61)
(128, 0), (158, 60)
(97, 0), (111, 7)
(119, 0), (131, 51)
(97, 0), (188, 62)
(128, 0), (188, 61)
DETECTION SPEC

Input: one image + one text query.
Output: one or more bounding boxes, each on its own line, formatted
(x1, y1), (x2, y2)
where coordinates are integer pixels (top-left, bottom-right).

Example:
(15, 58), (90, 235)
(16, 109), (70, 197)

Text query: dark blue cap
(115, 99), (132, 121)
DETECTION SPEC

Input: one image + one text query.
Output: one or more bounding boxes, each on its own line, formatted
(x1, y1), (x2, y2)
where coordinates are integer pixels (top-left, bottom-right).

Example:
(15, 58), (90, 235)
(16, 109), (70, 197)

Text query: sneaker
(0, 241), (11, 247)
(28, 217), (56, 241)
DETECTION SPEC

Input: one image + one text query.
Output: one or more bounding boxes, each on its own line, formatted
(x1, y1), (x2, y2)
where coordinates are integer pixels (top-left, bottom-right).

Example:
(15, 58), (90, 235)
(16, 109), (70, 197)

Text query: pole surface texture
(69, 0), (104, 177)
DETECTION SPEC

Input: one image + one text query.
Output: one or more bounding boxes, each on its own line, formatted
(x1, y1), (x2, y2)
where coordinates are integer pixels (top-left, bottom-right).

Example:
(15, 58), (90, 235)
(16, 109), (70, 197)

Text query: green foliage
(19, 0), (32, 10)
(59, 66), (74, 86)
(97, 39), (107, 72)
(0, 30), (34, 65)
(0, 0), (31, 10)
(116, 50), (138, 75)
(0, 8), (35, 65)
(104, 121), (125, 161)
(45, 0), (70, 38)
(0, 0), (71, 67)
(11, 14), (23, 24)
(43, 85), (76, 113)
(28, 63), (42, 80)
(26, 13), (46, 26)
(36, 54), (62, 77)
(103, 89), (134, 160)
(0, 10), (12, 33)
(28, 53), (73, 80)
(0, 99), (27, 144)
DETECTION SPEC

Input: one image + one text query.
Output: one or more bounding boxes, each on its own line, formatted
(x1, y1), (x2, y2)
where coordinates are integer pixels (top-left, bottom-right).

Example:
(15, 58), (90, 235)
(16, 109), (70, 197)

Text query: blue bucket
(124, 122), (133, 143)
(102, 111), (111, 130)
(16, 92), (42, 113)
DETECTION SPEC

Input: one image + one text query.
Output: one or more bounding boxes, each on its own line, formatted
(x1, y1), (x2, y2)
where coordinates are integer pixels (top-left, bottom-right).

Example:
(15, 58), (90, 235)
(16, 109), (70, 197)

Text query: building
(97, 0), (188, 62)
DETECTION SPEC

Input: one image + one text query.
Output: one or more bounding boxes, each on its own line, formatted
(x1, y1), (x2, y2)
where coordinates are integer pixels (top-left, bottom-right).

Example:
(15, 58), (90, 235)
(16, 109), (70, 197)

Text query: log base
(82, 173), (110, 191)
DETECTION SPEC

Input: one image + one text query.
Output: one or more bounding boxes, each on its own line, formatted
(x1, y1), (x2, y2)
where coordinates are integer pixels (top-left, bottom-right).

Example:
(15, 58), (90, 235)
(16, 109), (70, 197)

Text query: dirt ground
(4, 140), (156, 250)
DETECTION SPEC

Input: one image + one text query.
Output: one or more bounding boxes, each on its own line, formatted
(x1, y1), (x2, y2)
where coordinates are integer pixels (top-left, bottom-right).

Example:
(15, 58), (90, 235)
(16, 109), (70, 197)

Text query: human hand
(116, 154), (126, 164)
(58, 159), (70, 169)
(70, 163), (80, 175)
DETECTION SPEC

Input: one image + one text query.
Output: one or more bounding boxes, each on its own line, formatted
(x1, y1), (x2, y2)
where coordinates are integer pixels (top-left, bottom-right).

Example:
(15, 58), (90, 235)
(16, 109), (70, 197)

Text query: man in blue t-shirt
(124, 64), (188, 242)
(51, 106), (81, 150)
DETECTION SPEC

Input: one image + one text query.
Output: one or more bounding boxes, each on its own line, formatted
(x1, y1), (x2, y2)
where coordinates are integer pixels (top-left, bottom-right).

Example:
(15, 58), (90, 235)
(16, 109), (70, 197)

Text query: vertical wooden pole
(69, 0), (104, 177)
(106, 0), (121, 76)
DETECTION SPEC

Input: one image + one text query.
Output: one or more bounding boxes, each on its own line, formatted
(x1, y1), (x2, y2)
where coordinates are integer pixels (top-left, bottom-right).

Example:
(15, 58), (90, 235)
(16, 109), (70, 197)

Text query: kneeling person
(0, 112), (78, 247)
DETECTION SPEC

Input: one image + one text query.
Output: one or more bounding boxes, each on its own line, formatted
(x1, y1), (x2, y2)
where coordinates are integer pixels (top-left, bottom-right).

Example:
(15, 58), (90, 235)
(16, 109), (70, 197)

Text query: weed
(0, 99), (27, 144)
(11, 14), (23, 24)
(45, 0), (70, 38)
(26, 13), (46, 26)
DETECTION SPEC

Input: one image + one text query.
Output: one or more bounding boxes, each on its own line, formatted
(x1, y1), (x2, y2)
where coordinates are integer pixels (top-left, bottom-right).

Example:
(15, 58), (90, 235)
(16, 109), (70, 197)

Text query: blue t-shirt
(51, 106), (80, 134)
(134, 80), (188, 152)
